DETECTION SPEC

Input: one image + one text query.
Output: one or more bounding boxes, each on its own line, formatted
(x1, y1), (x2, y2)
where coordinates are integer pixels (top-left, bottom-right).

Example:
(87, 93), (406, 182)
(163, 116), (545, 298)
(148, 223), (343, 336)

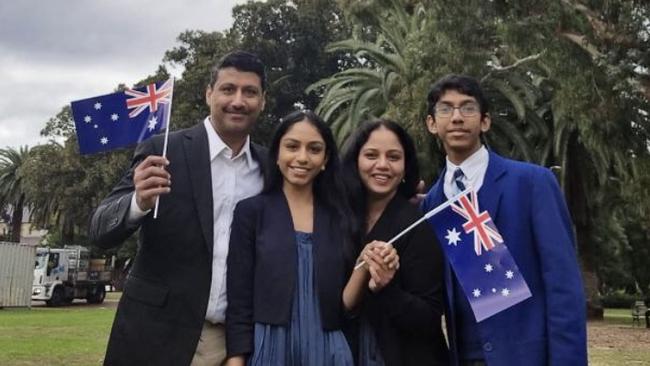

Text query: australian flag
(71, 78), (173, 155)
(426, 190), (531, 322)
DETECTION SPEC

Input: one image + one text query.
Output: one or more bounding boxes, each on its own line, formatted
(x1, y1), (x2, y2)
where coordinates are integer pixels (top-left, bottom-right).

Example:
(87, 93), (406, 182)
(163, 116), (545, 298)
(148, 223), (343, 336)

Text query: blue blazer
(225, 189), (347, 358)
(422, 151), (587, 366)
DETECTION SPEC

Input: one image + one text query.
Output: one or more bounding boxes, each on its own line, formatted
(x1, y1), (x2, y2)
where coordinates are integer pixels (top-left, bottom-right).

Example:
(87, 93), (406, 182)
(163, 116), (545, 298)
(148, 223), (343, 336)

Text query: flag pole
(354, 187), (472, 270)
(153, 77), (175, 219)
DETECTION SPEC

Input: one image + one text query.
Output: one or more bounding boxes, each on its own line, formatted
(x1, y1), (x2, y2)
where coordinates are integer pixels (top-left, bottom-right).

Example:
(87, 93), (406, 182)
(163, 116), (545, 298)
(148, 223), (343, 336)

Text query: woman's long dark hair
(264, 110), (353, 237)
(340, 119), (420, 251)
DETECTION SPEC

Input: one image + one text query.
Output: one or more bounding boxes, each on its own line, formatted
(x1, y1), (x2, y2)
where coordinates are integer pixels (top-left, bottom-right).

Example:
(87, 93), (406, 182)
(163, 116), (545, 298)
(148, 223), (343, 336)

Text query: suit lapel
(477, 151), (507, 220)
(183, 124), (214, 256)
(312, 198), (329, 265)
(428, 169), (447, 208)
(266, 191), (297, 260)
(250, 143), (268, 179)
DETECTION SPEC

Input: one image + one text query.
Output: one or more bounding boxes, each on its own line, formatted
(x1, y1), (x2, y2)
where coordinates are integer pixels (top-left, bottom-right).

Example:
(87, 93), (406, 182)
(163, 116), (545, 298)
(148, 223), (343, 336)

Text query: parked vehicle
(31, 245), (113, 306)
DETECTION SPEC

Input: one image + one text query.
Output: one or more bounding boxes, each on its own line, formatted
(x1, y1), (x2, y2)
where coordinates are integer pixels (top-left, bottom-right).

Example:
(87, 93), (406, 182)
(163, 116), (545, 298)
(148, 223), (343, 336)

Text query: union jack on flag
(451, 190), (504, 255)
(125, 79), (173, 118)
(71, 78), (174, 155)
(424, 188), (531, 321)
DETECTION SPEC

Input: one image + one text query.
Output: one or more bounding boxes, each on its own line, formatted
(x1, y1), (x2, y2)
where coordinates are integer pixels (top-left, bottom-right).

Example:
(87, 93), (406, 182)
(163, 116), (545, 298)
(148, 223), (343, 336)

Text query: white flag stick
(354, 187), (472, 270)
(153, 77), (175, 219)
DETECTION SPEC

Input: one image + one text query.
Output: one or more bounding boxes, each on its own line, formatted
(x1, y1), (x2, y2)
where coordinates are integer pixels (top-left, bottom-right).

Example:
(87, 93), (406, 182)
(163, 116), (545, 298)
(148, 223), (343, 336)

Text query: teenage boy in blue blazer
(421, 74), (587, 366)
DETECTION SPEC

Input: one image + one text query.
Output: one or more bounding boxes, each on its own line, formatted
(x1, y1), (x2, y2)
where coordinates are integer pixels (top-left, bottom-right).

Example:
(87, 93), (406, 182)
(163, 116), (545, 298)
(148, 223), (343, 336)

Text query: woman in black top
(341, 119), (449, 366)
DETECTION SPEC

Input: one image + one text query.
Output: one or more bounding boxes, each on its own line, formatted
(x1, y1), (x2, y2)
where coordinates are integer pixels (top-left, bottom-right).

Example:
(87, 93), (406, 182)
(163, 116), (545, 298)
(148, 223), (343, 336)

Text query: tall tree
(0, 146), (31, 242)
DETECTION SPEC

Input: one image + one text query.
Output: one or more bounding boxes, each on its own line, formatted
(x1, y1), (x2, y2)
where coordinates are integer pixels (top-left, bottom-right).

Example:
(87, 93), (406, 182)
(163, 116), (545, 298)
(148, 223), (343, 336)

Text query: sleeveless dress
(248, 231), (354, 366)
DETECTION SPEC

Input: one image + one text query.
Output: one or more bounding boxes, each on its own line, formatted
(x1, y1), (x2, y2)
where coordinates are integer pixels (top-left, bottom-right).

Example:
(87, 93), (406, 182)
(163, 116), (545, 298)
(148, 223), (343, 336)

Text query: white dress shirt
(443, 145), (489, 199)
(128, 118), (263, 324)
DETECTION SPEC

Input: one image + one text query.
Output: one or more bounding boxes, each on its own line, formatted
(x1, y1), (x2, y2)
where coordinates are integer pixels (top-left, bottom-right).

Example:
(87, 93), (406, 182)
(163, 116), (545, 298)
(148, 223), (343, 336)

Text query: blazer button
(482, 342), (493, 352)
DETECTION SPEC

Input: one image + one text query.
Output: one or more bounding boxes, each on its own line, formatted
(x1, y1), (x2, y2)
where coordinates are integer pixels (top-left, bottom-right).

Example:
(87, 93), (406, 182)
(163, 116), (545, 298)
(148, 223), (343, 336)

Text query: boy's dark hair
(208, 51), (266, 91)
(426, 74), (489, 118)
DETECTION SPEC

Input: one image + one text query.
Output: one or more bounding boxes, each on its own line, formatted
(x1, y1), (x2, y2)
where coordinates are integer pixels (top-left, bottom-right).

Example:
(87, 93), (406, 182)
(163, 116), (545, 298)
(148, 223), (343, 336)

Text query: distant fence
(0, 242), (36, 308)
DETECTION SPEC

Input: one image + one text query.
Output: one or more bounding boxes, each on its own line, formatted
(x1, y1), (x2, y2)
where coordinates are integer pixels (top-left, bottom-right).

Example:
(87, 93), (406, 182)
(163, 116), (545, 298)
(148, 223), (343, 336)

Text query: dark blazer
(422, 151), (587, 366)
(226, 190), (347, 358)
(89, 123), (266, 366)
(348, 194), (448, 366)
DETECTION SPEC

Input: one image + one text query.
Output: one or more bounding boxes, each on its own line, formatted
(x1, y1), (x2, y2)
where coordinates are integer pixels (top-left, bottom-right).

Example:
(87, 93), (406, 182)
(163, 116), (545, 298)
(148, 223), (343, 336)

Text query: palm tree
(0, 146), (31, 242)
(307, 0), (424, 142)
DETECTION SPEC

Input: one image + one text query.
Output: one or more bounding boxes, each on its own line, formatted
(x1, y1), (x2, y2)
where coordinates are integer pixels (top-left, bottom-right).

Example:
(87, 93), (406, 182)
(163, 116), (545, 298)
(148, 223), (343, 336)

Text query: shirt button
(483, 342), (493, 352)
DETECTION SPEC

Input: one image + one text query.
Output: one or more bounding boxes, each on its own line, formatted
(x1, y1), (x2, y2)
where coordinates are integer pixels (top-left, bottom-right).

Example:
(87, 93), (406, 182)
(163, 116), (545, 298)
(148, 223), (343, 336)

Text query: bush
(600, 292), (643, 309)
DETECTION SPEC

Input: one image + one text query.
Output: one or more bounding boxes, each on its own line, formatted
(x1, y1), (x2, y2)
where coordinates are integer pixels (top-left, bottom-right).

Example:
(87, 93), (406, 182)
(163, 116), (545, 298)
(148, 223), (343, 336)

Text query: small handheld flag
(71, 79), (173, 155)
(426, 189), (531, 322)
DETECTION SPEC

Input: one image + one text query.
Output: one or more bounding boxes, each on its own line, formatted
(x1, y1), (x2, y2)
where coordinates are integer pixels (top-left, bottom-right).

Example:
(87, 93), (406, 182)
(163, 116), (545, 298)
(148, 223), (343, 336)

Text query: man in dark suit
(89, 51), (267, 366)
(421, 74), (587, 366)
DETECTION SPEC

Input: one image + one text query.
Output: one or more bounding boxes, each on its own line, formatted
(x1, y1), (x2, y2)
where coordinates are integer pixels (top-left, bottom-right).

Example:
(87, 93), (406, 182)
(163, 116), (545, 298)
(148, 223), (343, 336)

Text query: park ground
(0, 293), (648, 365)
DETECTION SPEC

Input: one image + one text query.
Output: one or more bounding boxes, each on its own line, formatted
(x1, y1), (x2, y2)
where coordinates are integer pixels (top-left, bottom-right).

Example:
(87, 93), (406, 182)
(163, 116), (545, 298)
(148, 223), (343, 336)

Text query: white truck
(31, 245), (113, 306)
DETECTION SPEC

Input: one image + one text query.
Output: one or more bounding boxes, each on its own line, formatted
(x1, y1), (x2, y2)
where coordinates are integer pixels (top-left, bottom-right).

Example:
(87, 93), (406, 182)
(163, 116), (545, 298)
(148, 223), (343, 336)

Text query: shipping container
(0, 241), (37, 308)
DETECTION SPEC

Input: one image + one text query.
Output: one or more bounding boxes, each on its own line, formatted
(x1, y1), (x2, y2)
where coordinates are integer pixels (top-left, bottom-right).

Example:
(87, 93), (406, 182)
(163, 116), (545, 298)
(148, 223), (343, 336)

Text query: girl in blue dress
(225, 110), (358, 366)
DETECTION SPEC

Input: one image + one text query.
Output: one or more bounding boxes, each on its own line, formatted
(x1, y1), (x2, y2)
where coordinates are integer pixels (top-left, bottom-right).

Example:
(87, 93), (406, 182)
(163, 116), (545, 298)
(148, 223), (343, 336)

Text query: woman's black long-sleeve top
(348, 194), (449, 366)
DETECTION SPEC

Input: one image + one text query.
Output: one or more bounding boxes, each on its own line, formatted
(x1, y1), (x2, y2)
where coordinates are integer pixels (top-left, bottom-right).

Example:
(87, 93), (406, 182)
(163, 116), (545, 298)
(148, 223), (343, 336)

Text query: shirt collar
(445, 145), (488, 183)
(203, 118), (254, 166)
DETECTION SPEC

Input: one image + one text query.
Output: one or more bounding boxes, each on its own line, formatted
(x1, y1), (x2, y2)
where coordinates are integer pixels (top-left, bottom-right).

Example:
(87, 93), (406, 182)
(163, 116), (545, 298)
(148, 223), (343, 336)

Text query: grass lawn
(0, 299), (117, 366)
(1, 299), (649, 365)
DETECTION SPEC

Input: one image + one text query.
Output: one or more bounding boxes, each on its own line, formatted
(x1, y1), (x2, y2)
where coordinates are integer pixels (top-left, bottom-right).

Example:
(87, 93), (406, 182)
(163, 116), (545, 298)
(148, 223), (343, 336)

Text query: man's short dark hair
(426, 74), (489, 118)
(208, 51), (267, 91)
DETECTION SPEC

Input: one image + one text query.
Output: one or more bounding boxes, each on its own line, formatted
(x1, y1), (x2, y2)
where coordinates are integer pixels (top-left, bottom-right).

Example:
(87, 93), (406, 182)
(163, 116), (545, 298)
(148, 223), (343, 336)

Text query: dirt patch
(589, 321), (650, 350)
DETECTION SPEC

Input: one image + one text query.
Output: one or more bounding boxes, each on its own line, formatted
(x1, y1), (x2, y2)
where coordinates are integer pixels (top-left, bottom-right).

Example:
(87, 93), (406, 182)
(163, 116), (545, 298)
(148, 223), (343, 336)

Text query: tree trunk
(565, 136), (604, 320)
(9, 197), (24, 243)
(62, 215), (74, 244)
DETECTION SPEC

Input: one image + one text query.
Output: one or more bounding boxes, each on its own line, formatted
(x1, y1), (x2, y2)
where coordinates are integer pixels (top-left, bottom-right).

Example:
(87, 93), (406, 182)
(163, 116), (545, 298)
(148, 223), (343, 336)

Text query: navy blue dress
(248, 232), (353, 366)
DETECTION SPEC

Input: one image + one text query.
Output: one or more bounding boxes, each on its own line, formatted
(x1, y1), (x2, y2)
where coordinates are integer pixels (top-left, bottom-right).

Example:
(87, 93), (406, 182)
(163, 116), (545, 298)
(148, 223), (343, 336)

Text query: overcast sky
(0, 0), (245, 150)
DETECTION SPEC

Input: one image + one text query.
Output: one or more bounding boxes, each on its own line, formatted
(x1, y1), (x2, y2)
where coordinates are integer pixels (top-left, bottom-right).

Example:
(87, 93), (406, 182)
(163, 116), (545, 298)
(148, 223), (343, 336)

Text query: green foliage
(0, 146), (31, 242)
(164, 0), (351, 145)
(600, 291), (644, 309)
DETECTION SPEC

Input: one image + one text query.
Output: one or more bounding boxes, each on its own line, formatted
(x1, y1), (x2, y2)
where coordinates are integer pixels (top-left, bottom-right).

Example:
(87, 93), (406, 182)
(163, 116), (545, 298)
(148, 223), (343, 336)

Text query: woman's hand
(358, 241), (399, 270)
(360, 240), (399, 292)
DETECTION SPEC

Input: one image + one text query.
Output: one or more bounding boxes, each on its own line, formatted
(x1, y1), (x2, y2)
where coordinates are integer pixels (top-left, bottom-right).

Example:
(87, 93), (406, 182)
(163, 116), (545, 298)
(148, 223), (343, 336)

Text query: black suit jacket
(348, 195), (449, 366)
(89, 123), (266, 366)
(225, 190), (347, 358)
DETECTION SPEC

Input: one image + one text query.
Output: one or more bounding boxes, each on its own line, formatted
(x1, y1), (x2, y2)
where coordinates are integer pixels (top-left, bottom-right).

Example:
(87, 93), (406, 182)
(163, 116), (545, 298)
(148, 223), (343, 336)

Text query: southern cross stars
(506, 270), (514, 279)
(111, 113), (119, 121)
(445, 227), (461, 246)
(100, 137), (109, 145)
(94, 102), (102, 110)
(484, 264), (493, 273)
(147, 116), (158, 131)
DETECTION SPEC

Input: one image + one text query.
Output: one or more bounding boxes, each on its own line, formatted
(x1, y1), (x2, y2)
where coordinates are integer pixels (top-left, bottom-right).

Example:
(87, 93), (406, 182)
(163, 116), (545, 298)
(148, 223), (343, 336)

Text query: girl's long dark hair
(264, 110), (353, 239)
(340, 119), (420, 253)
